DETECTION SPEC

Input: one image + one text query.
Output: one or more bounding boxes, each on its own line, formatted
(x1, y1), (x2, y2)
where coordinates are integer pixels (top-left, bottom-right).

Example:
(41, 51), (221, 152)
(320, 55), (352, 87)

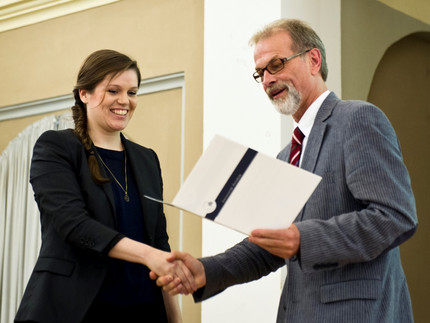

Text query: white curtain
(0, 113), (73, 323)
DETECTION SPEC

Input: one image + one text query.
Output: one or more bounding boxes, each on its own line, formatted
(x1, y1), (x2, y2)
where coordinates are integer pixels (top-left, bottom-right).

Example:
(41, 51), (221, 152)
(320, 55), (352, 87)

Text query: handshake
(149, 251), (206, 295)
(149, 224), (301, 295)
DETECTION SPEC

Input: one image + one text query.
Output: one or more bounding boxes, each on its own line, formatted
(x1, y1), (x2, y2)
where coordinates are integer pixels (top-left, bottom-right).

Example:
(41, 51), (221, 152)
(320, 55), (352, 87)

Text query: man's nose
(262, 70), (277, 87)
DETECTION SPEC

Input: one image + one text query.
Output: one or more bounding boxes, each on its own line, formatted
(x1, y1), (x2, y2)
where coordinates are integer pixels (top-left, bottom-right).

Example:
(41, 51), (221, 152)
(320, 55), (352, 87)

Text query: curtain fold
(0, 113), (73, 323)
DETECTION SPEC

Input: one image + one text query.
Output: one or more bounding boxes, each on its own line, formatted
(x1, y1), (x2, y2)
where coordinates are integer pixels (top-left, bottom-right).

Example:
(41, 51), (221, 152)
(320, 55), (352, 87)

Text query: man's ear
(308, 48), (322, 77)
(79, 89), (88, 104)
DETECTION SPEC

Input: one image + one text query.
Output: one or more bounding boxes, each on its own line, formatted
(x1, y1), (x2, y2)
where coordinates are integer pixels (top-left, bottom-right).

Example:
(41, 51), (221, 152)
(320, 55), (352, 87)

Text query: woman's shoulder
(36, 128), (83, 152)
(122, 135), (156, 156)
(38, 128), (77, 140)
(122, 136), (161, 167)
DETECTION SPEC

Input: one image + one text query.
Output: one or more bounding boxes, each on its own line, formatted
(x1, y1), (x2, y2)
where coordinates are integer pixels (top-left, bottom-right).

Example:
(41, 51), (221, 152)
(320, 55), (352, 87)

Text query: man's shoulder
(327, 98), (385, 123)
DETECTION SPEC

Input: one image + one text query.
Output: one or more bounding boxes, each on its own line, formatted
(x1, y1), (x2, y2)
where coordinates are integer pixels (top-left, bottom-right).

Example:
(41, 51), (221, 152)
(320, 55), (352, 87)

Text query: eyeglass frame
(252, 49), (312, 83)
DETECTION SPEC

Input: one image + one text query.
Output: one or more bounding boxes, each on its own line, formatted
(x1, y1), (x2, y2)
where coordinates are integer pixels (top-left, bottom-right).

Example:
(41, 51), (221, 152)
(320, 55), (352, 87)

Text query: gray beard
(270, 83), (301, 116)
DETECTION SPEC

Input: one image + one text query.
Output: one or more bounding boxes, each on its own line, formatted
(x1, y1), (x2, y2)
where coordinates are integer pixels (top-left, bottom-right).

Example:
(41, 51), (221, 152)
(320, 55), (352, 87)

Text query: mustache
(265, 82), (290, 99)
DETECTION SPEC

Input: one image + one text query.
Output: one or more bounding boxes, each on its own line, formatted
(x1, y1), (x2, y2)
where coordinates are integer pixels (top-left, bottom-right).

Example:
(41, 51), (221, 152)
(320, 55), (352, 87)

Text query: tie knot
(292, 127), (304, 145)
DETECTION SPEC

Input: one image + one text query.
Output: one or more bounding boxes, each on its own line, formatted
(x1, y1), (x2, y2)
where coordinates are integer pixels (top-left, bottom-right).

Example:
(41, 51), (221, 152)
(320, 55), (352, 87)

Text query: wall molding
(0, 72), (185, 121)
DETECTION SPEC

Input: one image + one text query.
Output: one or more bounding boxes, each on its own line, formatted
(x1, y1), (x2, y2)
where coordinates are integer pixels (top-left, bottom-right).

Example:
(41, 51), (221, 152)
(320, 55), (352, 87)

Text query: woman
(15, 49), (194, 323)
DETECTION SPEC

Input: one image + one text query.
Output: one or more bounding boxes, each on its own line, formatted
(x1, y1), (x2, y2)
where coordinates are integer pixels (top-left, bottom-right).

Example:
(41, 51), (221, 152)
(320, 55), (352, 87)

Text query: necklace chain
(97, 150), (130, 202)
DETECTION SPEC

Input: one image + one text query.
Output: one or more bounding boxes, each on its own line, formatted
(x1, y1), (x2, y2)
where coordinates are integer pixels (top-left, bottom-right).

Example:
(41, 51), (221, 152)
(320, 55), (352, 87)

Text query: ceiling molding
(0, 0), (120, 32)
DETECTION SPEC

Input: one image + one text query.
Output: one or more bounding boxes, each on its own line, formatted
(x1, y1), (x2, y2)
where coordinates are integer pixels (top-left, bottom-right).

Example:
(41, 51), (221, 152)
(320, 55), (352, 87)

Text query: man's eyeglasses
(253, 49), (312, 83)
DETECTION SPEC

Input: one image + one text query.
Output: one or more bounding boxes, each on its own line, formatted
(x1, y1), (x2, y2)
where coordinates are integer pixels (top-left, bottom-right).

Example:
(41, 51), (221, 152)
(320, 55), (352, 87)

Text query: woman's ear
(79, 89), (88, 104)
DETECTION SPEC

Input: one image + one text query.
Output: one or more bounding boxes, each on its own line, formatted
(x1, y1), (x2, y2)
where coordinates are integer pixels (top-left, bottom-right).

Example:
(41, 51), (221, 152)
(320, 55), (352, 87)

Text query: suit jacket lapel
(295, 92), (338, 222)
(122, 136), (158, 246)
(301, 92), (338, 173)
(91, 148), (117, 226)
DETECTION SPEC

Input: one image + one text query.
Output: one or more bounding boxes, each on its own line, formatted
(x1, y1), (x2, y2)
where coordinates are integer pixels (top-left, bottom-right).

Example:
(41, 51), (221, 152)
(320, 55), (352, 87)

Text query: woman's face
(80, 69), (139, 136)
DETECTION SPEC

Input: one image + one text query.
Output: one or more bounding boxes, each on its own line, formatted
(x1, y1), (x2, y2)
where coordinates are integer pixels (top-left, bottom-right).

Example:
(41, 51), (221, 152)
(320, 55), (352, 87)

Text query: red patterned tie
(289, 127), (305, 167)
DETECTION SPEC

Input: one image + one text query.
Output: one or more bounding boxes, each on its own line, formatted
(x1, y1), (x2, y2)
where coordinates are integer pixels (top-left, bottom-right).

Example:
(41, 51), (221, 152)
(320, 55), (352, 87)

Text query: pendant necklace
(97, 150), (130, 202)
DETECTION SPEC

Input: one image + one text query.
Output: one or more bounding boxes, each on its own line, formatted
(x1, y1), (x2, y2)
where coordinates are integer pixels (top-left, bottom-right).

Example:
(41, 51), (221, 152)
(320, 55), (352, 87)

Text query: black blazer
(15, 129), (170, 323)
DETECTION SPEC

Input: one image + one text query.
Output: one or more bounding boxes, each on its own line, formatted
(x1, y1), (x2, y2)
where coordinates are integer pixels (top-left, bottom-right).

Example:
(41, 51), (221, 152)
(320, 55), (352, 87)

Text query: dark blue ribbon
(205, 148), (257, 220)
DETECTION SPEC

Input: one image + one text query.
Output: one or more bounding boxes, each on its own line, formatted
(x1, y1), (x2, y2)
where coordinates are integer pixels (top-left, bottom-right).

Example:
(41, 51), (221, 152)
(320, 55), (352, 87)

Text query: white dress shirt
(293, 90), (331, 167)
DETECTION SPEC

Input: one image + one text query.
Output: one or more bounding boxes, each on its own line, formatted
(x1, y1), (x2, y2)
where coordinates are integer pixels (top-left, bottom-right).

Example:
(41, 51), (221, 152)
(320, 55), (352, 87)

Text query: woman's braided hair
(71, 49), (141, 184)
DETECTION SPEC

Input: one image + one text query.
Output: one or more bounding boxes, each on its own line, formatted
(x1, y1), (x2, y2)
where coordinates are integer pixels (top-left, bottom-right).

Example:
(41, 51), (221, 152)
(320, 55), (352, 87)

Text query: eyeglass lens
(253, 49), (311, 82)
(254, 58), (285, 82)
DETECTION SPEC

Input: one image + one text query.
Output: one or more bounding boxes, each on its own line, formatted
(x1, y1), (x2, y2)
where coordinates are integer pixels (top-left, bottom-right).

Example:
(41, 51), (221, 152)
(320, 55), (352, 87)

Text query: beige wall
(342, 1), (430, 321)
(341, 0), (430, 101)
(378, 0), (430, 26)
(367, 33), (430, 323)
(0, 0), (203, 321)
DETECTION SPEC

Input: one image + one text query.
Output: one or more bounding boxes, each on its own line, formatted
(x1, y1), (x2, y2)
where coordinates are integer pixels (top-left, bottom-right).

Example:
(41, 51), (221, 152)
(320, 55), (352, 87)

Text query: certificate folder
(146, 135), (321, 235)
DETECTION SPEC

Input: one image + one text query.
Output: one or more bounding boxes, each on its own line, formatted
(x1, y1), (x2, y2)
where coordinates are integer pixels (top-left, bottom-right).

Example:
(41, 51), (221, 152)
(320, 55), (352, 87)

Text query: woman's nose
(117, 92), (129, 105)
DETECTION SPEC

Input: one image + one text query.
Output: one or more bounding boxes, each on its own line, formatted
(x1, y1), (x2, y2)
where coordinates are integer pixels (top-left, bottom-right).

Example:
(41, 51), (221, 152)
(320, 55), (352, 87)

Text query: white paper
(147, 135), (322, 235)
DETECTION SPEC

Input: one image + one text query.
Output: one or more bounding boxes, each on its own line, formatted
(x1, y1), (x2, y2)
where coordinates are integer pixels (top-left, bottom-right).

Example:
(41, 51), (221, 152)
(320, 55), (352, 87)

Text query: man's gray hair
(249, 19), (328, 81)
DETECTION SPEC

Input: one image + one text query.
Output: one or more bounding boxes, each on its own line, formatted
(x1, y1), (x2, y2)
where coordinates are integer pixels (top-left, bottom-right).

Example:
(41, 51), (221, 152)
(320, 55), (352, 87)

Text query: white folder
(145, 135), (321, 235)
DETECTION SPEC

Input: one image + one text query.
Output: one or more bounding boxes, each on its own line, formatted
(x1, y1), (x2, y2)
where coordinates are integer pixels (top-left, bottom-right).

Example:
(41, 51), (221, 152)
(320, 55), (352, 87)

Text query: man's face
(253, 31), (311, 118)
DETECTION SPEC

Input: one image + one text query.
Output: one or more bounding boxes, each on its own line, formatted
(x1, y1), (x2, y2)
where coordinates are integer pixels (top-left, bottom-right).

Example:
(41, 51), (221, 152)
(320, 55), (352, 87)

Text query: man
(154, 19), (418, 322)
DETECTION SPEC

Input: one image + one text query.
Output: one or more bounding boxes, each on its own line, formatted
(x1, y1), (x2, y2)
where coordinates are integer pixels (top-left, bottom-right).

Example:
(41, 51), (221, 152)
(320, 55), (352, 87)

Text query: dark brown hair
(71, 49), (141, 184)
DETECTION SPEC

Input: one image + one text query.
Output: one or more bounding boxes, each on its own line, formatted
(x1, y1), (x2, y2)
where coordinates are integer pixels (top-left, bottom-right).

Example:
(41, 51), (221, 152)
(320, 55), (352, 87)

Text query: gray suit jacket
(195, 92), (417, 323)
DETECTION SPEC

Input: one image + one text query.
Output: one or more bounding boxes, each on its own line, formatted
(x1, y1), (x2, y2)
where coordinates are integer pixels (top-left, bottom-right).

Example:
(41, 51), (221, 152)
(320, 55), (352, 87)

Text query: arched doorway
(368, 32), (430, 323)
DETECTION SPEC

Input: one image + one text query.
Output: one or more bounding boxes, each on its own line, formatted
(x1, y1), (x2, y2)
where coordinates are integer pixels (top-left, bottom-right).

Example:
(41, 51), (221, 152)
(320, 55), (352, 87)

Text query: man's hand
(249, 224), (300, 259)
(144, 248), (198, 294)
(150, 250), (206, 296)
(107, 237), (197, 294)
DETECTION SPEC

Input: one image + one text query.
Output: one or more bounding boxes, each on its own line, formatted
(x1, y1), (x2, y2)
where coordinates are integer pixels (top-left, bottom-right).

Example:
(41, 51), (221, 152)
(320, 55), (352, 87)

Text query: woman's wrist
(108, 237), (152, 266)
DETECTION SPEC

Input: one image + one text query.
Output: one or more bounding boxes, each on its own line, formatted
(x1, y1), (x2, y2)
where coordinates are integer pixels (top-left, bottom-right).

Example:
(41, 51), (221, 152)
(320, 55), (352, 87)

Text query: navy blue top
(95, 147), (156, 305)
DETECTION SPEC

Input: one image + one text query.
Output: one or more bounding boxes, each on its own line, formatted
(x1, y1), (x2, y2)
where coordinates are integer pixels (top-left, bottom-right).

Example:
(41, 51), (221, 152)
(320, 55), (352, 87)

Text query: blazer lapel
(91, 148), (117, 225)
(122, 136), (159, 246)
(295, 92), (338, 222)
(301, 92), (338, 173)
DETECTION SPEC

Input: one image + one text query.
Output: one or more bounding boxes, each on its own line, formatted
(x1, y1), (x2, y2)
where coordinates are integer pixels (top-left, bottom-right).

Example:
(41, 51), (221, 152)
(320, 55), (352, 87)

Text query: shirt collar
(294, 90), (331, 137)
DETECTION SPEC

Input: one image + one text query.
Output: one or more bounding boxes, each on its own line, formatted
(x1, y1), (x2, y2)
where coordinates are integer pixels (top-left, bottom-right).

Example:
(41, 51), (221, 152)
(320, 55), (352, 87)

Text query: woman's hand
(145, 247), (197, 294)
(150, 250), (206, 296)
(108, 237), (197, 294)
